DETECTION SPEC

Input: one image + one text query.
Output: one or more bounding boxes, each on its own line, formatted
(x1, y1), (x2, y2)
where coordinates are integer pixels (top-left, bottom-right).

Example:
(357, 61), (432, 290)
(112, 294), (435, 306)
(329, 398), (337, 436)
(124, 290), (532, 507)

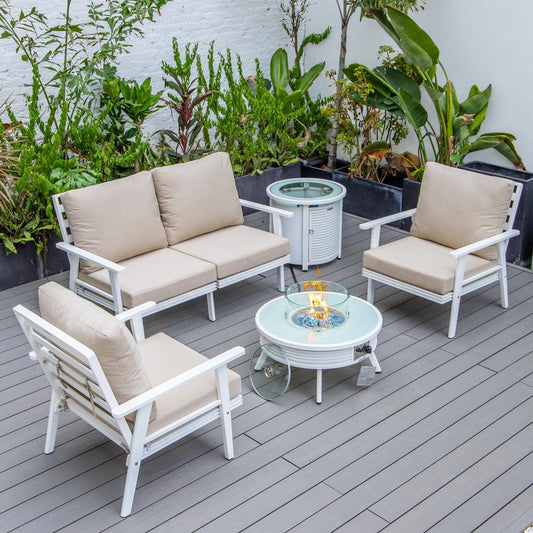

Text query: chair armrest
(111, 346), (245, 418)
(360, 209), (416, 249)
(449, 229), (520, 258)
(239, 199), (294, 218)
(56, 242), (125, 273)
(115, 302), (157, 323)
(115, 301), (156, 341)
(359, 208), (417, 230)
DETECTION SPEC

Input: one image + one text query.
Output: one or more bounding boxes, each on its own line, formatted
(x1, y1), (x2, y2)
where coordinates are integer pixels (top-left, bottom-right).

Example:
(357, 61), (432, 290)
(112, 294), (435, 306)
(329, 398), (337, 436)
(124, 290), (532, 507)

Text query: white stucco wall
(0, 0), (289, 133)
(304, 0), (532, 169)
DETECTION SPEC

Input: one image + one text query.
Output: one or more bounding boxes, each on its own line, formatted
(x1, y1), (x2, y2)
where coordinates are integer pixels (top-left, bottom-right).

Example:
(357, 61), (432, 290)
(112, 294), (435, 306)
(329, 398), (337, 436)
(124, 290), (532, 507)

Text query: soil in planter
(300, 157), (350, 179)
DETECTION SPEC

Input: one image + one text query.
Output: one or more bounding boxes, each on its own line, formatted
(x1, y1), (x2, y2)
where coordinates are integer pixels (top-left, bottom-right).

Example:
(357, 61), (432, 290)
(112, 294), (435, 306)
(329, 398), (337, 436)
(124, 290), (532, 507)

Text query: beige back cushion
(151, 152), (244, 245)
(38, 282), (155, 421)
(410, 162), (515, 260)
(60, 171), (168, 273)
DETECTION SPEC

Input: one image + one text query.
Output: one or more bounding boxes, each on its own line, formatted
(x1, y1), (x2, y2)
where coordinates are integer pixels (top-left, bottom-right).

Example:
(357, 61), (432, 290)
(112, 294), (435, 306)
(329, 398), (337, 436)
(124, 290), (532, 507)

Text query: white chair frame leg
(497, 241), (510, 309)
(448, 256), (466, 339)
(366, 279), (375, 304)
(45, 389), (62, 454)
(121, 404), (152, 518)
(278, 265), (285, 292)
(215, 366), (234, 460)
(207, 292), (216, 321)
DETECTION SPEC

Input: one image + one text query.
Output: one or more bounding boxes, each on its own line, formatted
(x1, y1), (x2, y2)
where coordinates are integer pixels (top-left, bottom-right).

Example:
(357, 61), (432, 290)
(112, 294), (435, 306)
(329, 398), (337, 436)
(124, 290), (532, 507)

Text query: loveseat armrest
(57, 241), (126, 313)
(56, 241), (125, 273)
(111, 346), (245, 418)
(359, 208), (416, 249)
(239, 199), (293, 236)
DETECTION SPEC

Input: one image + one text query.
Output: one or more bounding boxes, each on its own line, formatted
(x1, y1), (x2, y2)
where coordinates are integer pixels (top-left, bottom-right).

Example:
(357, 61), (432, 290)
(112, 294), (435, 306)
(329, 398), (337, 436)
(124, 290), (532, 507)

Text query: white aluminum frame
(52, 194), (292, 321)
(359, 182), (523, 339)
(13, 300), (244, 517)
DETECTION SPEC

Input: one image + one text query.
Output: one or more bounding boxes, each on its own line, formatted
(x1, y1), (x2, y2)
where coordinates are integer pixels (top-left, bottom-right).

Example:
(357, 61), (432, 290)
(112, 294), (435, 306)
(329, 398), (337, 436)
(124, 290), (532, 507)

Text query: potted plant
(329, 47), (418, 222)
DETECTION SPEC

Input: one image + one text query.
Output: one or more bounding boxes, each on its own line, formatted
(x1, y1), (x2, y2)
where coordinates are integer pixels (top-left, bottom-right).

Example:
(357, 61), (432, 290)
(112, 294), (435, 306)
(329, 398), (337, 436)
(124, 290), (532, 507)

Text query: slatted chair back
(13, 304), (132, 451)
(503, 182), (523, 236)
(52, 194), (74, 245)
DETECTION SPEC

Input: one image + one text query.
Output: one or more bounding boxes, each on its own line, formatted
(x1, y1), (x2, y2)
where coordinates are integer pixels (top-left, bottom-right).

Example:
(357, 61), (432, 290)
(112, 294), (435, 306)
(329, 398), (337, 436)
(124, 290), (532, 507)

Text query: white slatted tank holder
(267, 178), (346, 271)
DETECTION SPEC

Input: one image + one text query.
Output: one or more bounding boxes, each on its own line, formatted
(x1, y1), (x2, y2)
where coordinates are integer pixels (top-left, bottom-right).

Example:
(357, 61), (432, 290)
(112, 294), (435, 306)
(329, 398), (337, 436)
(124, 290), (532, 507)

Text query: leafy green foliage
(330, 62), (410, 181)
(363, 6), (525, 171)
(0, 0), (169, 252)
(159, 40), (215, 162)
(327, 0), (426, 168)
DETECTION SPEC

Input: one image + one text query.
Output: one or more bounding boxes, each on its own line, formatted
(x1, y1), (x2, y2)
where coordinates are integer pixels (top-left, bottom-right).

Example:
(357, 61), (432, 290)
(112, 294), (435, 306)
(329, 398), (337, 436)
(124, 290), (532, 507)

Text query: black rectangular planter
(0, 230), (71, 291)
(332, 170), (403, 226)
(300, 157), (350, 180)
(0, 243), (38, 291)
(235, 163), (302, 216)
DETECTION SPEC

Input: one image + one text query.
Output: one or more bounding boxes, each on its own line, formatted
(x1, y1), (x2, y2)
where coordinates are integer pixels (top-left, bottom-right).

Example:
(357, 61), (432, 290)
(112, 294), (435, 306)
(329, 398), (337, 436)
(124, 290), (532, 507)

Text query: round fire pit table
(266, 178), (346, 271)
(254, 295), (382, 403)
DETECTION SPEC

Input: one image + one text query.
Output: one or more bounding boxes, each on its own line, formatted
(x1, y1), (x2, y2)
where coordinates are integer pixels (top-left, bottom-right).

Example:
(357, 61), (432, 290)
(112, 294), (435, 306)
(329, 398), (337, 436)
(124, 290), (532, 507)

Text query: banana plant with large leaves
(356, 6), (525, 171)
(269, 48), (325, 114)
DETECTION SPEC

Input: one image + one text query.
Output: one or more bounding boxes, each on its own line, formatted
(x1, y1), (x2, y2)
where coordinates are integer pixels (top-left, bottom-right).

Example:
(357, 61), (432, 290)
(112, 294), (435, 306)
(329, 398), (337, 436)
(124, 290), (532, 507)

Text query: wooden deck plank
(380, 427), (533, 532)
(368, 389), (533, 522)
(427, 452), (533, 533)
(474, 485), (533, 533)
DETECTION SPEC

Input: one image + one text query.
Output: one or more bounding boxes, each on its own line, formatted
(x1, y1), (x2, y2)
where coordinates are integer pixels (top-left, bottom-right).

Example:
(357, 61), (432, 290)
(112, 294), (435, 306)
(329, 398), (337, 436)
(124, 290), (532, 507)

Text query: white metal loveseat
(52, 152), (292, 320)
(13, 281), (244, 517)
(360, 162), (523, 338)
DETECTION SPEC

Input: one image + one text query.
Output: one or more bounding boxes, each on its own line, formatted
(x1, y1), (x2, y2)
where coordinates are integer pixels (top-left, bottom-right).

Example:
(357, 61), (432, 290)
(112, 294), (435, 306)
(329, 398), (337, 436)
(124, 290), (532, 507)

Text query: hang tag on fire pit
(357, 365), (376, 387)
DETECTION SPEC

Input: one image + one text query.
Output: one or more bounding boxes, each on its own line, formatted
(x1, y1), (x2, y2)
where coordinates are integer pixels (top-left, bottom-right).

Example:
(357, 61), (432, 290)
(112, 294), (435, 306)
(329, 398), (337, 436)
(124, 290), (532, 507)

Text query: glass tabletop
(256, 295), (382, 349)
(268, 178), (345, 203)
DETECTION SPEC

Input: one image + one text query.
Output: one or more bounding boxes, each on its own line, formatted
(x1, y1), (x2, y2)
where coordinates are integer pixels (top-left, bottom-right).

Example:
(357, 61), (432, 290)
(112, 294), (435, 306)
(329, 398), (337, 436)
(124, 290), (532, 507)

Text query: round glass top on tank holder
(266, 178), (346, 271)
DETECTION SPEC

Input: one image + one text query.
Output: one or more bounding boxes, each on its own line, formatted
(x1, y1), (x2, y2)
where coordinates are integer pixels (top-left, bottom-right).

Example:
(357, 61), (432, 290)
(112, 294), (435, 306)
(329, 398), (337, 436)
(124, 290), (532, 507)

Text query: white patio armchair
(360, 162), (523, 338)
(13, 282), (244, 517)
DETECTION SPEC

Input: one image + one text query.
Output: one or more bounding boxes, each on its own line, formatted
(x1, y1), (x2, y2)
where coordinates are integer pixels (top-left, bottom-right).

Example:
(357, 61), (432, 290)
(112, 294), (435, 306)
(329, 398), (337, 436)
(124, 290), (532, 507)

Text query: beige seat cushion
(151, 152), (244, 245)
(79, 248), (217, 309)
(60, 171), (168, 273)
(38, 282), (154, 421)
(363, 236), (496, 295)
(172, 225), (290, 279)
(410, 162), (515, 261)
(137, 333), (241, 435)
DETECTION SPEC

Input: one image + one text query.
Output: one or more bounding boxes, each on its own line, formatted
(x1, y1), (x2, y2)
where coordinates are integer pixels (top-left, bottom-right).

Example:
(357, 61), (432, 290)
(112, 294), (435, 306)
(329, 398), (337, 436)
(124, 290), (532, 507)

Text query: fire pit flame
(286, 280), (349, 330)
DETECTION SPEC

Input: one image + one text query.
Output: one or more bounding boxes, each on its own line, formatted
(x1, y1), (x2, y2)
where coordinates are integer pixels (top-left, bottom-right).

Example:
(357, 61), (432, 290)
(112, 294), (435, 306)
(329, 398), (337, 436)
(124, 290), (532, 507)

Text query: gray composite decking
(1, 212), (532, 533)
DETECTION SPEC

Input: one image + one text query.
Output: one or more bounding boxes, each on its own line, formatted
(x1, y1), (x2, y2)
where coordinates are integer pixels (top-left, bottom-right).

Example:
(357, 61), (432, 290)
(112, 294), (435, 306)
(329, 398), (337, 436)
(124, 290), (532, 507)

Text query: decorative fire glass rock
(285, 280), (349, 331)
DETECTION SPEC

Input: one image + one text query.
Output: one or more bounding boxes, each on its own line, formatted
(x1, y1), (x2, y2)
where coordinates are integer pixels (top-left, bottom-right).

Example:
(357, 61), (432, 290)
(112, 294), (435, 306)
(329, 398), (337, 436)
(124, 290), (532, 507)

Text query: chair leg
(215, 366), (234, 460)
(448, 295), (461, 339)
(498, 244), (509, 309)
(278, 265), (285, 292)
(448, 257), (466, 339)
(44, 390), (62, 454)
(367, 279), (374, 304)
(121, 405), (151, 517)
(207, 292), (216, 321)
